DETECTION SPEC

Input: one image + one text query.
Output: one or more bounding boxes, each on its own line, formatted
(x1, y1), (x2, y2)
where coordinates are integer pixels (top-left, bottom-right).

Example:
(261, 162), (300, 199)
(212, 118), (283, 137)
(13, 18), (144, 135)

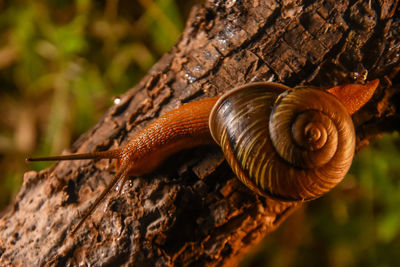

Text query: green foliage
(0, 0), (183, 210)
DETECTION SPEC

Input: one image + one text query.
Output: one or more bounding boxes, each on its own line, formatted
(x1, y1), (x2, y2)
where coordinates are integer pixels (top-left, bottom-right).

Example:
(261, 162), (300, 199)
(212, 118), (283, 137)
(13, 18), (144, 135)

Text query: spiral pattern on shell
(209, 82), (355, 201)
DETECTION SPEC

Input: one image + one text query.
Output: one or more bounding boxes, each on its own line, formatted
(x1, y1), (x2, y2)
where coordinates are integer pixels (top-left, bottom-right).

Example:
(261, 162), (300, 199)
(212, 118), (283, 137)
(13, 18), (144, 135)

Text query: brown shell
(209, 82), (355, 201)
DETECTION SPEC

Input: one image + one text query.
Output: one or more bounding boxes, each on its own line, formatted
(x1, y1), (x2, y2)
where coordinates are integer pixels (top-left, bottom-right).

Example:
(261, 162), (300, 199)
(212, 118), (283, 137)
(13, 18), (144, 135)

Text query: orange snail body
(115, 96), (219, 176)
(26, 79), (379, 233)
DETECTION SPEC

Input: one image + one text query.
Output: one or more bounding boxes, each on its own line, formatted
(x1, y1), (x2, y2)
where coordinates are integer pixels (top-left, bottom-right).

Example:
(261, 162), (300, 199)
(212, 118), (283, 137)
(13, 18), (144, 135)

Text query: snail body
(26, 80), (379, 234)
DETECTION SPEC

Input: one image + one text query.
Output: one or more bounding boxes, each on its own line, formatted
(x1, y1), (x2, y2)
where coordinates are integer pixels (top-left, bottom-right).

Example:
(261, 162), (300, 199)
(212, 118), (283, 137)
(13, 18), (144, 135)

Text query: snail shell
(209, 82), (355, 201)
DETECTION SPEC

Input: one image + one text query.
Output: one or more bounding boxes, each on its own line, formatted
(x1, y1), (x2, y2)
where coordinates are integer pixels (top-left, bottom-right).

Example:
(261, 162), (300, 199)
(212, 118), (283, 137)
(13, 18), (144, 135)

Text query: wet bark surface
(0, 0), (399, 266)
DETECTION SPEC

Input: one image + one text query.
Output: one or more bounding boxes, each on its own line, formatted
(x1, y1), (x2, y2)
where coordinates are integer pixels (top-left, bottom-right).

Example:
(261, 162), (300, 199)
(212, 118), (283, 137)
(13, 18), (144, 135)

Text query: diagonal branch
(0, 0), (399, 266)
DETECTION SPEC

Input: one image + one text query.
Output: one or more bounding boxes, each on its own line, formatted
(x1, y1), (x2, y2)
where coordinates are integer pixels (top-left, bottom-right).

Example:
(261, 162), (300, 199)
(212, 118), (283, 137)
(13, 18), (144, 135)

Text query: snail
(26, 79), (379, 234)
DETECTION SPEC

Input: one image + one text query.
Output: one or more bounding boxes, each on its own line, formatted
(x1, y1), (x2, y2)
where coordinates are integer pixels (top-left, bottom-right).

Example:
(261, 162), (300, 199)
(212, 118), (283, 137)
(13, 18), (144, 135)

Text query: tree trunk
(0, 0), (399, 266)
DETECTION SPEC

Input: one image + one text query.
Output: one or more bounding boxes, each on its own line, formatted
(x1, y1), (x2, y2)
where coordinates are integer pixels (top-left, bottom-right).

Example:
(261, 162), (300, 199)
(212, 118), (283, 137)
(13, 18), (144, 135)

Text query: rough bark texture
(0, 0), (399, 266)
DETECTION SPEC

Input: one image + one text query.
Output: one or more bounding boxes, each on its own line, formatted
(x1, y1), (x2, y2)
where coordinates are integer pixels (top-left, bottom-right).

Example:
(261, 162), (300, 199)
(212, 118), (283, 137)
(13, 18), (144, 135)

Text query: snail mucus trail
(26, 79), (379, 235)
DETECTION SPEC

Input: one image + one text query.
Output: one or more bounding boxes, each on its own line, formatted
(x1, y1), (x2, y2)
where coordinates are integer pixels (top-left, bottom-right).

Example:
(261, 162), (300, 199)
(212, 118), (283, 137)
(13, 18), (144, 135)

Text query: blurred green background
(0, 1), (399, 266)
(0, 0), (191, 207)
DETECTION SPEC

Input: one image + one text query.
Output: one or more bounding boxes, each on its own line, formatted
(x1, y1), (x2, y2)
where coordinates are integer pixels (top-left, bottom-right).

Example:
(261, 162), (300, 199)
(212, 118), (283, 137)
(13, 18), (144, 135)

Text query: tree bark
(0, 0), (399, 266)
